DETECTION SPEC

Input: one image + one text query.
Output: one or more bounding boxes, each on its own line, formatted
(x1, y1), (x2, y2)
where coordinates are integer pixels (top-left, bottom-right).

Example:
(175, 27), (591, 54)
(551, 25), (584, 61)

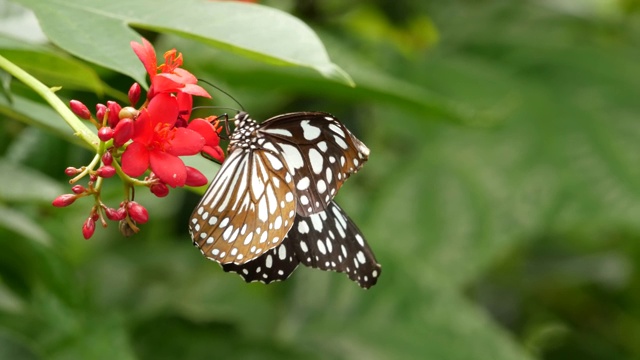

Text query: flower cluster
(53, 38), (225, 239)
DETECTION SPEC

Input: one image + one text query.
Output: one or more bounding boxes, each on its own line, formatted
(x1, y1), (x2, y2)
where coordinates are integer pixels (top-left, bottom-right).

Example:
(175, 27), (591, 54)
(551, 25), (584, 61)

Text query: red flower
(131, 39), (210, 99)
(120, 93), (206, 187)
(187, 117), (225, 162)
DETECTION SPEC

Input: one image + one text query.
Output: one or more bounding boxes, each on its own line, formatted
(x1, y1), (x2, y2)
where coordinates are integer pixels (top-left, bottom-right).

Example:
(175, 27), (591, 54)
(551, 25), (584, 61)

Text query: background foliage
(1, 0), (640, 359)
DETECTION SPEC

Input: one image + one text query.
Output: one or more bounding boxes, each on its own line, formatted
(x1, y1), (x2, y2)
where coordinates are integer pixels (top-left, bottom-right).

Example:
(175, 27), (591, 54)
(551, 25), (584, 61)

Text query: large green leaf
(0, 160), (64, 204)
(11, 0), (352, 85)
(0, 35), (105, 95)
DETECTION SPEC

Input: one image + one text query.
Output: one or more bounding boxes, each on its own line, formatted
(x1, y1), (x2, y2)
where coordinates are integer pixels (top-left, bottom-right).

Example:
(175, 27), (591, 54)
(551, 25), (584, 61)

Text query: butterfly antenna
(198, 79), (245, 111)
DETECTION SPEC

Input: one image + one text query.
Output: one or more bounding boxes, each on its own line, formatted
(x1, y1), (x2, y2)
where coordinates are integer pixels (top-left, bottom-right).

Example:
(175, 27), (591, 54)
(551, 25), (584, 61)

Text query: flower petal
(147, 92), (179, 127)
(149, 150), (186, 187)
(152, 75), (182, 94)
(121, 142), (150, 177)
(172, 68), (196, 83)
(202, 145), (226, 163)
(166, 127), (205, 156)
(177, 92), (193, 120)
(132, 108), (153, 144)
(180, 83), (212, 98)
(131, 38), (157, 80)
(187, 118), (220, 147)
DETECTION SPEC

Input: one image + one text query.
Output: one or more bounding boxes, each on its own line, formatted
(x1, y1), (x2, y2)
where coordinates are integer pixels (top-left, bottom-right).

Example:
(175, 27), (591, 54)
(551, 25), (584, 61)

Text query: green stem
(0, 55), (99, 150)
(111, 160), (150, 187)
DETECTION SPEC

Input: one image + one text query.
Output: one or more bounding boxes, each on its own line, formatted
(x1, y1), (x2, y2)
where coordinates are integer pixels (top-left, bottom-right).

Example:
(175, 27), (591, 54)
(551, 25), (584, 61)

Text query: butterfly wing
(189, 147), (297, 265)
(222, 237), (299, 283)
(222, 201), (381, 288)
(259, 112), (369, 217)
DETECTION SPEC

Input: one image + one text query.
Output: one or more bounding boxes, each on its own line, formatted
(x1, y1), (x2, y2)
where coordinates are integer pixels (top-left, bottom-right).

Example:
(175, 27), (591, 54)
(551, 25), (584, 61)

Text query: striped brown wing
(189, 147), (297, 265)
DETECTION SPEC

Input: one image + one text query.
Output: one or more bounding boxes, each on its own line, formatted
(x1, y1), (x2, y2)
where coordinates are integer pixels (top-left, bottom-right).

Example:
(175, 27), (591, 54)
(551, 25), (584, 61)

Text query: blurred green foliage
(1, 0), (640, 359)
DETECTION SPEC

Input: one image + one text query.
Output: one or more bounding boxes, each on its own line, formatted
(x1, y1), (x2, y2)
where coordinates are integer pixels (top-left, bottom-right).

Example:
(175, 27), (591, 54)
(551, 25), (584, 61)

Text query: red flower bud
(70, 100), (91, 119)
(113, 118), (134, 147)
(96, 103), (107, 123)
(150, 182), (169, 197)
(102, 151), (113, 166)
(82, 217), (96, 239)
(185, 166), (208, 187)
(105, 207), (126, 221)
(52, 194), (76, 207)
(91, 211), (100, 222)
(127, 201), (149, 224)
(71, 185), (86, 194)
(96, 165), (116, 178)
(97, 127), (114, 142)
(89, 174), (97, 182)
(65, 167), (80, 176)
(128, 83), (141, 106)
(107, 101), (122, 128)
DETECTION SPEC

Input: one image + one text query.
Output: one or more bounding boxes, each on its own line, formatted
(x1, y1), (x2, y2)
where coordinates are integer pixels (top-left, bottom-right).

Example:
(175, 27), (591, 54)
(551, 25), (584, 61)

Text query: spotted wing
(258, 112), (369, 217)
(189, 148), (297, 265)
(222, 238), (299, 284)
(222, 201), (381, 289)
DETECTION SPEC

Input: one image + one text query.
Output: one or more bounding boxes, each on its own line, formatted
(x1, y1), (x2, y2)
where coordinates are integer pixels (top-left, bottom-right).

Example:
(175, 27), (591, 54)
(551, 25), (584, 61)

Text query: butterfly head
(229, 111), (260, 152)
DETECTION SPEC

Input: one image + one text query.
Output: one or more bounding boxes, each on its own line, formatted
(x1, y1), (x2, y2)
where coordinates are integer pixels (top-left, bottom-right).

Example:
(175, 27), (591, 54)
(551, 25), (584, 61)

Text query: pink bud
(128, 83), (141, 106)
(82, 217), (96, 239)
(65, 167), (80, 176)
(127, 201), (149, 224)
(97, 127), (114, 142)
(102, 152), (113, 166)
(96, 165), (116, 178)
(96, 103), (107, 123)
(105, 207), (126, 221)
(71, 185), (86, 194)
(113, 118), (134, 147)
(150, 183), (169, 197)
(52, 194), (76, 207)
(70, 100), (91, 119)
(185, 166), (208, 187)
(107, 101), (122, 128)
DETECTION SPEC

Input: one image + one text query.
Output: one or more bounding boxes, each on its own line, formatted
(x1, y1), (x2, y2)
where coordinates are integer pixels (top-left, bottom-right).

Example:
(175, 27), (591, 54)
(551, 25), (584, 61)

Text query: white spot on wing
(317, 179), (326, 194)
(280, 144), (304, 170)
(263, 128), (293, 137)
(297, 177), (310, 190)
(328, 123), (345, 137)
(308, 148), (324, 175)
(278, 245), (287, 260)
(298, 220), (309, 234)
(301, 120), (321, 140)
(317, 239), (327, 255)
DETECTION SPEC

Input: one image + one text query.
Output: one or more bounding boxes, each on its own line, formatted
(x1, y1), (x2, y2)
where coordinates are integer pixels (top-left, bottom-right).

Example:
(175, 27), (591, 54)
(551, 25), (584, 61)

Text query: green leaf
(162, 37), (488, 126)
(0, 159), (64, 203)
(0, 35), (105, 94)
(12, 0), (352, 85)
(0, 205), (52, 246)
(0, 331), (41, 360)
(0, 94), (93, 149)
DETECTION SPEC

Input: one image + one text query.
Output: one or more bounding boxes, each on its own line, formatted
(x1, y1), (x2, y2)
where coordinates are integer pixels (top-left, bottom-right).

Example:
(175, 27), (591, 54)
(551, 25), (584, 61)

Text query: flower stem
(0, 55), (99, 150)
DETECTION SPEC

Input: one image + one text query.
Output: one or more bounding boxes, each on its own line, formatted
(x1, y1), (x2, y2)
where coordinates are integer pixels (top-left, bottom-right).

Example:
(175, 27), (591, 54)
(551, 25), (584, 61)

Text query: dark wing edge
(221, 238), (300, 284)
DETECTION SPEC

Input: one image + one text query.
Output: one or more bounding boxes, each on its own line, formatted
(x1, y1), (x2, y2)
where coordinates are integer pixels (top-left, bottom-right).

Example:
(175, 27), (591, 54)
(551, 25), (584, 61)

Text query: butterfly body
(189, 111), (380, 288)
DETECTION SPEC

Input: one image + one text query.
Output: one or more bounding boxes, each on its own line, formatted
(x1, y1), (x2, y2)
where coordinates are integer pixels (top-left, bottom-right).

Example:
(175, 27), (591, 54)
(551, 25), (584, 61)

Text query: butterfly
(188, 111), (380, 288)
